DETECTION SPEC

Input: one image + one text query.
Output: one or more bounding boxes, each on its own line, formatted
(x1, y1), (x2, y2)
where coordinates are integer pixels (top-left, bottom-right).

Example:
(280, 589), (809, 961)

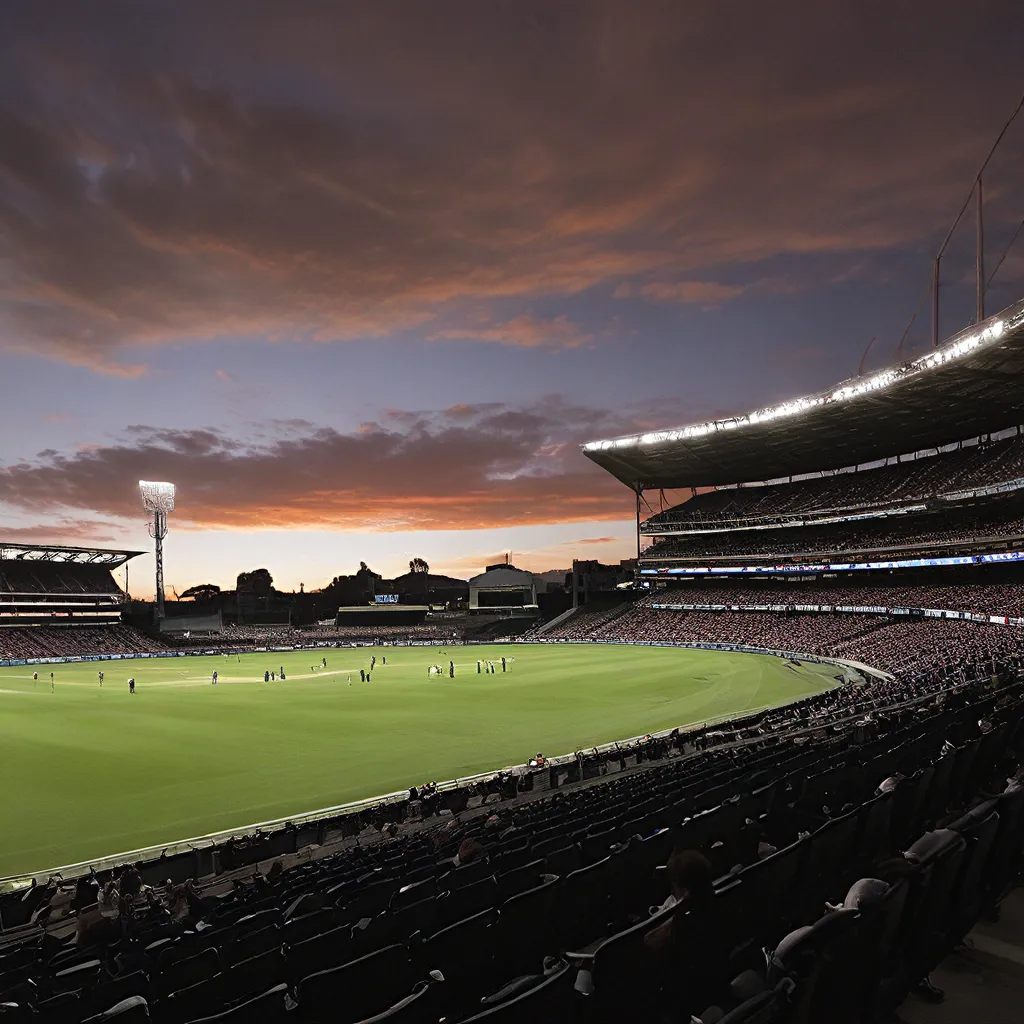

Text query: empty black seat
(53, 957), (103, 993)
(419, 909), (499, 1018)
(490, 877), (561, 980)
(297, 943), (415, 1022)
(462, 959), (577, 1022)
(496, 860), (545, 903)
(437, 876), (497, 928)
(225, 948), (288, 1005)
(282, 908), (335, 946)
(157, 947), (220, 998)
(286, 923), (357, 980)
(222, 925), (281, 967)
(388, 878), (437, 913)
(184, 983), (289, 1024)
(83, 995), (151, 1023)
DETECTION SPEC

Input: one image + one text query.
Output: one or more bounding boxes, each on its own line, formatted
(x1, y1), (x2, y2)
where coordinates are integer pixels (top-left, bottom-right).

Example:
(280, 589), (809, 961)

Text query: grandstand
(0, 542), (141, 628)
(583, 298), (1024, 583)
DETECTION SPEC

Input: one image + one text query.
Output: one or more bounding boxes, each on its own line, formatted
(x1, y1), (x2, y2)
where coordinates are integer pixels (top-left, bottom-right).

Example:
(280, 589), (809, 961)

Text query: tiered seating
(646, 433), (1024, 528)
(642, 498), (1024, 562)
(630, 582), (1024, 618)
(0, 625), (168, 661)
(0, 670), (1021, 1023)
(537, 602), (630, 641)
(0, 561), (122, 596)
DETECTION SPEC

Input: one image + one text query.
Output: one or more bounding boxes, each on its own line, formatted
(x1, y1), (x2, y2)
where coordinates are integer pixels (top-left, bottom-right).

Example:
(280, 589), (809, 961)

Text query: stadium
(0, 292), (1023, 1021)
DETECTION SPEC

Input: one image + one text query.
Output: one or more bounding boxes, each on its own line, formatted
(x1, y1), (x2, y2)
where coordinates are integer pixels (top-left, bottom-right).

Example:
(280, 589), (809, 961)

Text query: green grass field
(0, 644), (839, 877)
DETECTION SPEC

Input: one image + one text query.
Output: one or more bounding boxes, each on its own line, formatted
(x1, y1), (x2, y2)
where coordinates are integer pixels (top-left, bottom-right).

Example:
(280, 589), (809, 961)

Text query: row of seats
(644, 432), (1024, 527)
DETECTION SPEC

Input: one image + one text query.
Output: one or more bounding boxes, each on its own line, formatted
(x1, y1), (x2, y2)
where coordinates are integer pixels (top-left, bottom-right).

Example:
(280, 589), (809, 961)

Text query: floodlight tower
(139, 481), (175, 623)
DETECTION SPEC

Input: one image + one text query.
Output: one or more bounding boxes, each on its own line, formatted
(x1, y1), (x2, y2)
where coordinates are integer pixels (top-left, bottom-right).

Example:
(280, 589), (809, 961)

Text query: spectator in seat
(645, 848), (714, 951)
(453, 837), (484, 867)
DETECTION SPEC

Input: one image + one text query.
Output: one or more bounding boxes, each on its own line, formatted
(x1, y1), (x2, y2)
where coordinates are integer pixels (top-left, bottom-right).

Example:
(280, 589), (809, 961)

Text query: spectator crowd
(648, 431), (1024, 528)
(642, 500), (1024, 562)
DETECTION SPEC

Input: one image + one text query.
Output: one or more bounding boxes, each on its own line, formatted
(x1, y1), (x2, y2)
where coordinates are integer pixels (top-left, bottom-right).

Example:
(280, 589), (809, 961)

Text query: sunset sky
(1, 2), (1023, 596)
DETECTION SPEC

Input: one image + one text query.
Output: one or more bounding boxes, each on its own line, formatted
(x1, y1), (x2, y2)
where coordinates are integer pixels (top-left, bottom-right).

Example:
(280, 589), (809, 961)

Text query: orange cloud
(432, 314), (592, 349)
(0, 400), (659, 533)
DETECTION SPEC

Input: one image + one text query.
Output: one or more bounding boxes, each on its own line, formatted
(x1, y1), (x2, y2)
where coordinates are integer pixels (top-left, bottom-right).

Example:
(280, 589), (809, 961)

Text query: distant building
(388, 571), (469, 607)
(570, 559), (636, 605)
(468, 564), (537, 610)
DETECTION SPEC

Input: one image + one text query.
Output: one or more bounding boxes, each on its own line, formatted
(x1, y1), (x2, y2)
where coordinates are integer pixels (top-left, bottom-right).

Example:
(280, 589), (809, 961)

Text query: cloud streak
(0, 399), (662, 533)
(0, 2), (1019, 372)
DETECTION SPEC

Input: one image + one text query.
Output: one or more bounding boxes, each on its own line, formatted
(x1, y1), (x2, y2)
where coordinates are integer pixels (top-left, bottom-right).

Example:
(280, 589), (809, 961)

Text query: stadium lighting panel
(139, 480), (176, 512)
(139, 481), (175, 623)
(582, 317), (1008, 453)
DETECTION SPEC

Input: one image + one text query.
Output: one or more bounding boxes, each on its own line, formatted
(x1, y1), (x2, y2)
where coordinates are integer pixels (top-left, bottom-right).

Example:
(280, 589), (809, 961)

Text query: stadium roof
(583, 296), (1024, 490)
(0, 542), (144, 568)
(468, 566), (534, 587)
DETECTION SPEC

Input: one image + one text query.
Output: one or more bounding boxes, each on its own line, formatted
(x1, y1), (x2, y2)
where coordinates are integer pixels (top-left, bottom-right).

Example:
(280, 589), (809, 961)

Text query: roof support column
(635, 487), (642, 561)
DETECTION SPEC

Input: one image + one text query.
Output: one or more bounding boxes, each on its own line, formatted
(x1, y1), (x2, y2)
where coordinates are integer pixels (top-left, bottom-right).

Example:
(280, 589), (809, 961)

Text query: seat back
(419, 909), (499, 1018)
(82, 995), (151, 1024)
(297, 943), (414, 1023)
(286, 923), (357, 981)
(495, 860), (545, 903)
(157, 946), (220, 998)
(185, 983), (289, 1024)
(558, 858), (612, 950)
(226, 948), (288, 1005)
(769, 910), (861, 1024)
(490, 877), (560, 978)
(461, 960), (577, 1023)
(223, 925), (281, 967)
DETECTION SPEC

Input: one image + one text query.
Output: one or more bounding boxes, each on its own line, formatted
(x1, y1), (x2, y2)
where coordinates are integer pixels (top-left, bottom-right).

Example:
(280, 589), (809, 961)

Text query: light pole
(139, 481), (175, 624)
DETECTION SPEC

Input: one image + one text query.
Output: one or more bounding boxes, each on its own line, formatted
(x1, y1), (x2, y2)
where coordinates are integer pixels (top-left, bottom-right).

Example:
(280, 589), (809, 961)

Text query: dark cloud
(0, 398), (669, 531)
(0, 1), (1020, 372)
(0, 518), (121, 546)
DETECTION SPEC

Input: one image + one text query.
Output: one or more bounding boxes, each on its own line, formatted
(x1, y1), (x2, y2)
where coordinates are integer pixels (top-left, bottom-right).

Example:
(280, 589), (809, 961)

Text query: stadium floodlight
(140, 481), (175, 624)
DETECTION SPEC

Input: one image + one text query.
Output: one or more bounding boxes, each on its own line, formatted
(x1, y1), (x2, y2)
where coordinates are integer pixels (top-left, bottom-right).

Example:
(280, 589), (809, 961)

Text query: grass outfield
(0, 643), (839, 876)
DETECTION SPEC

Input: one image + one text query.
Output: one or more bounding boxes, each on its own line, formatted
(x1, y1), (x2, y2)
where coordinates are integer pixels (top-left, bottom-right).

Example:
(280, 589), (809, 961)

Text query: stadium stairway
(530, 607), (578, 636)
(0, 676), (1022, 1022)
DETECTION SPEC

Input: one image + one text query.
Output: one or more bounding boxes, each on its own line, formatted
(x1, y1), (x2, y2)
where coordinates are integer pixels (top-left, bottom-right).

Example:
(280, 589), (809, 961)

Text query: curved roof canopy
(583, 297), (1024, 490)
